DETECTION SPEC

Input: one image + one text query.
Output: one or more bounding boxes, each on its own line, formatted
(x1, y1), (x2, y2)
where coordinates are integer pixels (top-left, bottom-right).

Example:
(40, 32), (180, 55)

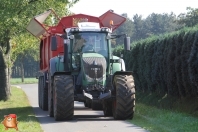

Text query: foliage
(11, 33), (39, 62)
(177, 7), (198, 27)
(0, 0), (79, 100)
(114, 11), (184, 48)
(113, 24), (198, 98)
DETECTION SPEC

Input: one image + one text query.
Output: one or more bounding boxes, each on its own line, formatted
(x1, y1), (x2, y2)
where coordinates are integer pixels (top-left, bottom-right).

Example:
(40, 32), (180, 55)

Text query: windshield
(72, 32), (108, 57)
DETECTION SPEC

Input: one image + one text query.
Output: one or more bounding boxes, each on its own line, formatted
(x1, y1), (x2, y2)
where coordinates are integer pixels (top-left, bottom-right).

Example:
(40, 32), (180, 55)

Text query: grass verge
(10, 78), (38, 85)
(0, 86), (43, 132)
(130, 92), (198, 132)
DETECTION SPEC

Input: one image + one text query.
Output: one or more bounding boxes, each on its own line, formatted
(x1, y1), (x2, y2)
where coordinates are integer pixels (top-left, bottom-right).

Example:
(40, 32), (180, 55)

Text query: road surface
(18, 84), (148, 132)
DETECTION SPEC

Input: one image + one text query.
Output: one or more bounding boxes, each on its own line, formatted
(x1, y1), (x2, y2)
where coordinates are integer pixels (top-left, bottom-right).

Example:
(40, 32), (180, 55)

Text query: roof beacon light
(110, 20), (114, 26)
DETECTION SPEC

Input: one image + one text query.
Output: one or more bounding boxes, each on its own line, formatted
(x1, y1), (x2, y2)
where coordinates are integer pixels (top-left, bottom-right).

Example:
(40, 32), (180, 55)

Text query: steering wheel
(81, 44), (94, 52)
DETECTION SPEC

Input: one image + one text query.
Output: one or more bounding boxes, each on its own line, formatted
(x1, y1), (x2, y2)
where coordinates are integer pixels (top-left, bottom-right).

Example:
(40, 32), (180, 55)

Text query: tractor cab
(63, 22), (111, 94)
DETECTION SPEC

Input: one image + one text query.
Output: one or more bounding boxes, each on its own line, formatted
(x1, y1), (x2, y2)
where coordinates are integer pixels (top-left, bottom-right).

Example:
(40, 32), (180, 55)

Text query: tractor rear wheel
(53, 75), (74, 121)
(113, 75), (135, 120)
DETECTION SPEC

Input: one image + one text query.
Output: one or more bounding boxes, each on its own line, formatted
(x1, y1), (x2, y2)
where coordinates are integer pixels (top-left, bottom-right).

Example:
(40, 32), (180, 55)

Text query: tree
(115, 13), (134, 45)
(11, 33), (39, 82)
(145, 12), (182, 35)
(132, 14), (147, 41)
(177, 7), (198, 27)
(0, 0), (79, 101)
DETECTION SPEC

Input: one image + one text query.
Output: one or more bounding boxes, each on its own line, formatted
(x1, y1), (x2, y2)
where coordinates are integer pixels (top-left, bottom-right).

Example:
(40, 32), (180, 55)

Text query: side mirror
(51, 36), (57, 51)
(124, 37), (130, 51)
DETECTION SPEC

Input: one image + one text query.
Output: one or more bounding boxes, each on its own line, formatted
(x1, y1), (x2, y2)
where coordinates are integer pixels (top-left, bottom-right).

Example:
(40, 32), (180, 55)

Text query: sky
(70, 0), (198, 18)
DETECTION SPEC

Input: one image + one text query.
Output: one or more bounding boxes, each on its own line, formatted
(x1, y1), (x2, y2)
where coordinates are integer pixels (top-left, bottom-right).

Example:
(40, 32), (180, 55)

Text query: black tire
(41, 76), (48, 111)
(38, 77), (42, 108)
(48, 76), (54, 117)
(84, 101), (88, 107)
(87, 100), (92, 108)
(53, 75), (74, 121)
(103, 101), (113, 116)
(84, 98), (91, 108)
(92, 100), (103, 110)
(113, 75), (135, 120)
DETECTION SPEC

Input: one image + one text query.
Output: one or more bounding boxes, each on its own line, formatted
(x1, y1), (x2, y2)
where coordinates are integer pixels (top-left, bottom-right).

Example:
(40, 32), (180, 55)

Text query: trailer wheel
(53, 75), (74, 121)
(113, 75), (135, 120)
(38, 77), (42, 108)
(92, 100), (103, 110)
(48, 76), (54, 117)
(84, 98), (91, 108)
(41, 76), (48, 111)
(103, 101), (113, 116)
(87, 99), (92, 108)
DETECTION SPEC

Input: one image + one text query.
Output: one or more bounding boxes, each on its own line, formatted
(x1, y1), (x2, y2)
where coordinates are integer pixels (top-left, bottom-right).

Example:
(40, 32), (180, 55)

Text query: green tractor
(26, 9), (135, 121)
(50, 21), (135, 121)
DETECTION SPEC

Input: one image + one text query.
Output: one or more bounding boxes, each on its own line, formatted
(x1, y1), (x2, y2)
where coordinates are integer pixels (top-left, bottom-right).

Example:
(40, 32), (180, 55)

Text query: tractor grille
(82, 57), (106, 81)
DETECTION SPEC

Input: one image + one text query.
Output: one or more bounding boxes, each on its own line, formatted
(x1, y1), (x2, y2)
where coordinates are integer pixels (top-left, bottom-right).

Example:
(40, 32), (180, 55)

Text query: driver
(82, 35), (94, 52)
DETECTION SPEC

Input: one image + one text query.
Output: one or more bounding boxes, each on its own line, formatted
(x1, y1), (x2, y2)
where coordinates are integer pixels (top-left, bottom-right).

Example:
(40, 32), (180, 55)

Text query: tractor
(26, 9), (135, 121)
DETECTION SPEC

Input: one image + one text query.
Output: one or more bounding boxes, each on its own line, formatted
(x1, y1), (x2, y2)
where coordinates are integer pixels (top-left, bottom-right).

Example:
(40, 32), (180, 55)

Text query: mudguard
(111, 56), (133, 84)
(49, 57), (71, 77)
(112, 56), (126, 74)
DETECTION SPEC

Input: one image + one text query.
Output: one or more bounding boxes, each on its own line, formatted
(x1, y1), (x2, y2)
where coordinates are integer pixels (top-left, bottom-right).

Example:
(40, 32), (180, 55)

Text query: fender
(49, 57), (71, 77)
(110, 55), (133, 88)
(111, 56), (126, 74)
(113, 71), (133, 79)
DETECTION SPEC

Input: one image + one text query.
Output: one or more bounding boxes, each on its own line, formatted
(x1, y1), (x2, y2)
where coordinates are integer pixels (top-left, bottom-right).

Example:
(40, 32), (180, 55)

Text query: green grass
(131, 103), (198, 132)
(0, 87), (43, 132)
(130, 92), (198, 132)
(10, 78), (38, 84)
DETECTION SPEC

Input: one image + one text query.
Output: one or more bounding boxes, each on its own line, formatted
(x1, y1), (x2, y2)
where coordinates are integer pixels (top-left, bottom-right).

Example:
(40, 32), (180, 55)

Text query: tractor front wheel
(112, 75), (135, 120)
(53, 75), (74, 121)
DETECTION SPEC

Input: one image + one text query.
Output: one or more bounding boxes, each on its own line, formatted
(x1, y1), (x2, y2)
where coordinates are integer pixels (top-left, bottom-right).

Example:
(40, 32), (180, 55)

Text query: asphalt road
(18, 84), (148, 132)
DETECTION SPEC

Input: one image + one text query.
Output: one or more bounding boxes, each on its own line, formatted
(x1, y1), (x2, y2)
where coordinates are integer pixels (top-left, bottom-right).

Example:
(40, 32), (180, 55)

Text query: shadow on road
(29, 106), (117, 124)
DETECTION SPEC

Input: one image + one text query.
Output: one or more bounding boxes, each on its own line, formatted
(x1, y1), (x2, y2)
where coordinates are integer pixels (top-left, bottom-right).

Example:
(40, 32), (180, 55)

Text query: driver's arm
(73, 39), (85, 52)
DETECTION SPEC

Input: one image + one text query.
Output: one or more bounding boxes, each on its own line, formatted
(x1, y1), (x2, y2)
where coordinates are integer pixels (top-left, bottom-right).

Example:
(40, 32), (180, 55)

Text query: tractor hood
(81, 53), (106, 89)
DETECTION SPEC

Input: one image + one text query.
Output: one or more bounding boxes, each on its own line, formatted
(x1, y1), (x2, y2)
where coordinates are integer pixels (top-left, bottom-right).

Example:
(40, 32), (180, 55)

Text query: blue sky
(70, 0), (198, 18)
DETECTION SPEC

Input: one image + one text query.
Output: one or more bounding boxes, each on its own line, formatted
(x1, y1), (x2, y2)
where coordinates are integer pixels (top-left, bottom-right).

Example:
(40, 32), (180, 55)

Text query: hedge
(113, 26), (198, 97)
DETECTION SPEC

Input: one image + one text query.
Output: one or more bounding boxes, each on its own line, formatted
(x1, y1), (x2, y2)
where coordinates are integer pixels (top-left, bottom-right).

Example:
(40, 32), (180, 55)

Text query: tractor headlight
(101, 28), (109, 32)
(101, 28), (105, 31)
(70, 28), (79, 32)
(74, 28), (79, 31)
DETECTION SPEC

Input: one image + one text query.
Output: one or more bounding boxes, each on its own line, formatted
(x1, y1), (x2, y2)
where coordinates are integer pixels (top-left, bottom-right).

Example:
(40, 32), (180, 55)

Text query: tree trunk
(21, 61), (24, 82)
(0, 51), (10, 100)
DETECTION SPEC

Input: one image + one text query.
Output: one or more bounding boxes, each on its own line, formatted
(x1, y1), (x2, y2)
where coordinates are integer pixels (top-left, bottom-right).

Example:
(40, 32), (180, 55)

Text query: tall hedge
(114, 25), (198, 97)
